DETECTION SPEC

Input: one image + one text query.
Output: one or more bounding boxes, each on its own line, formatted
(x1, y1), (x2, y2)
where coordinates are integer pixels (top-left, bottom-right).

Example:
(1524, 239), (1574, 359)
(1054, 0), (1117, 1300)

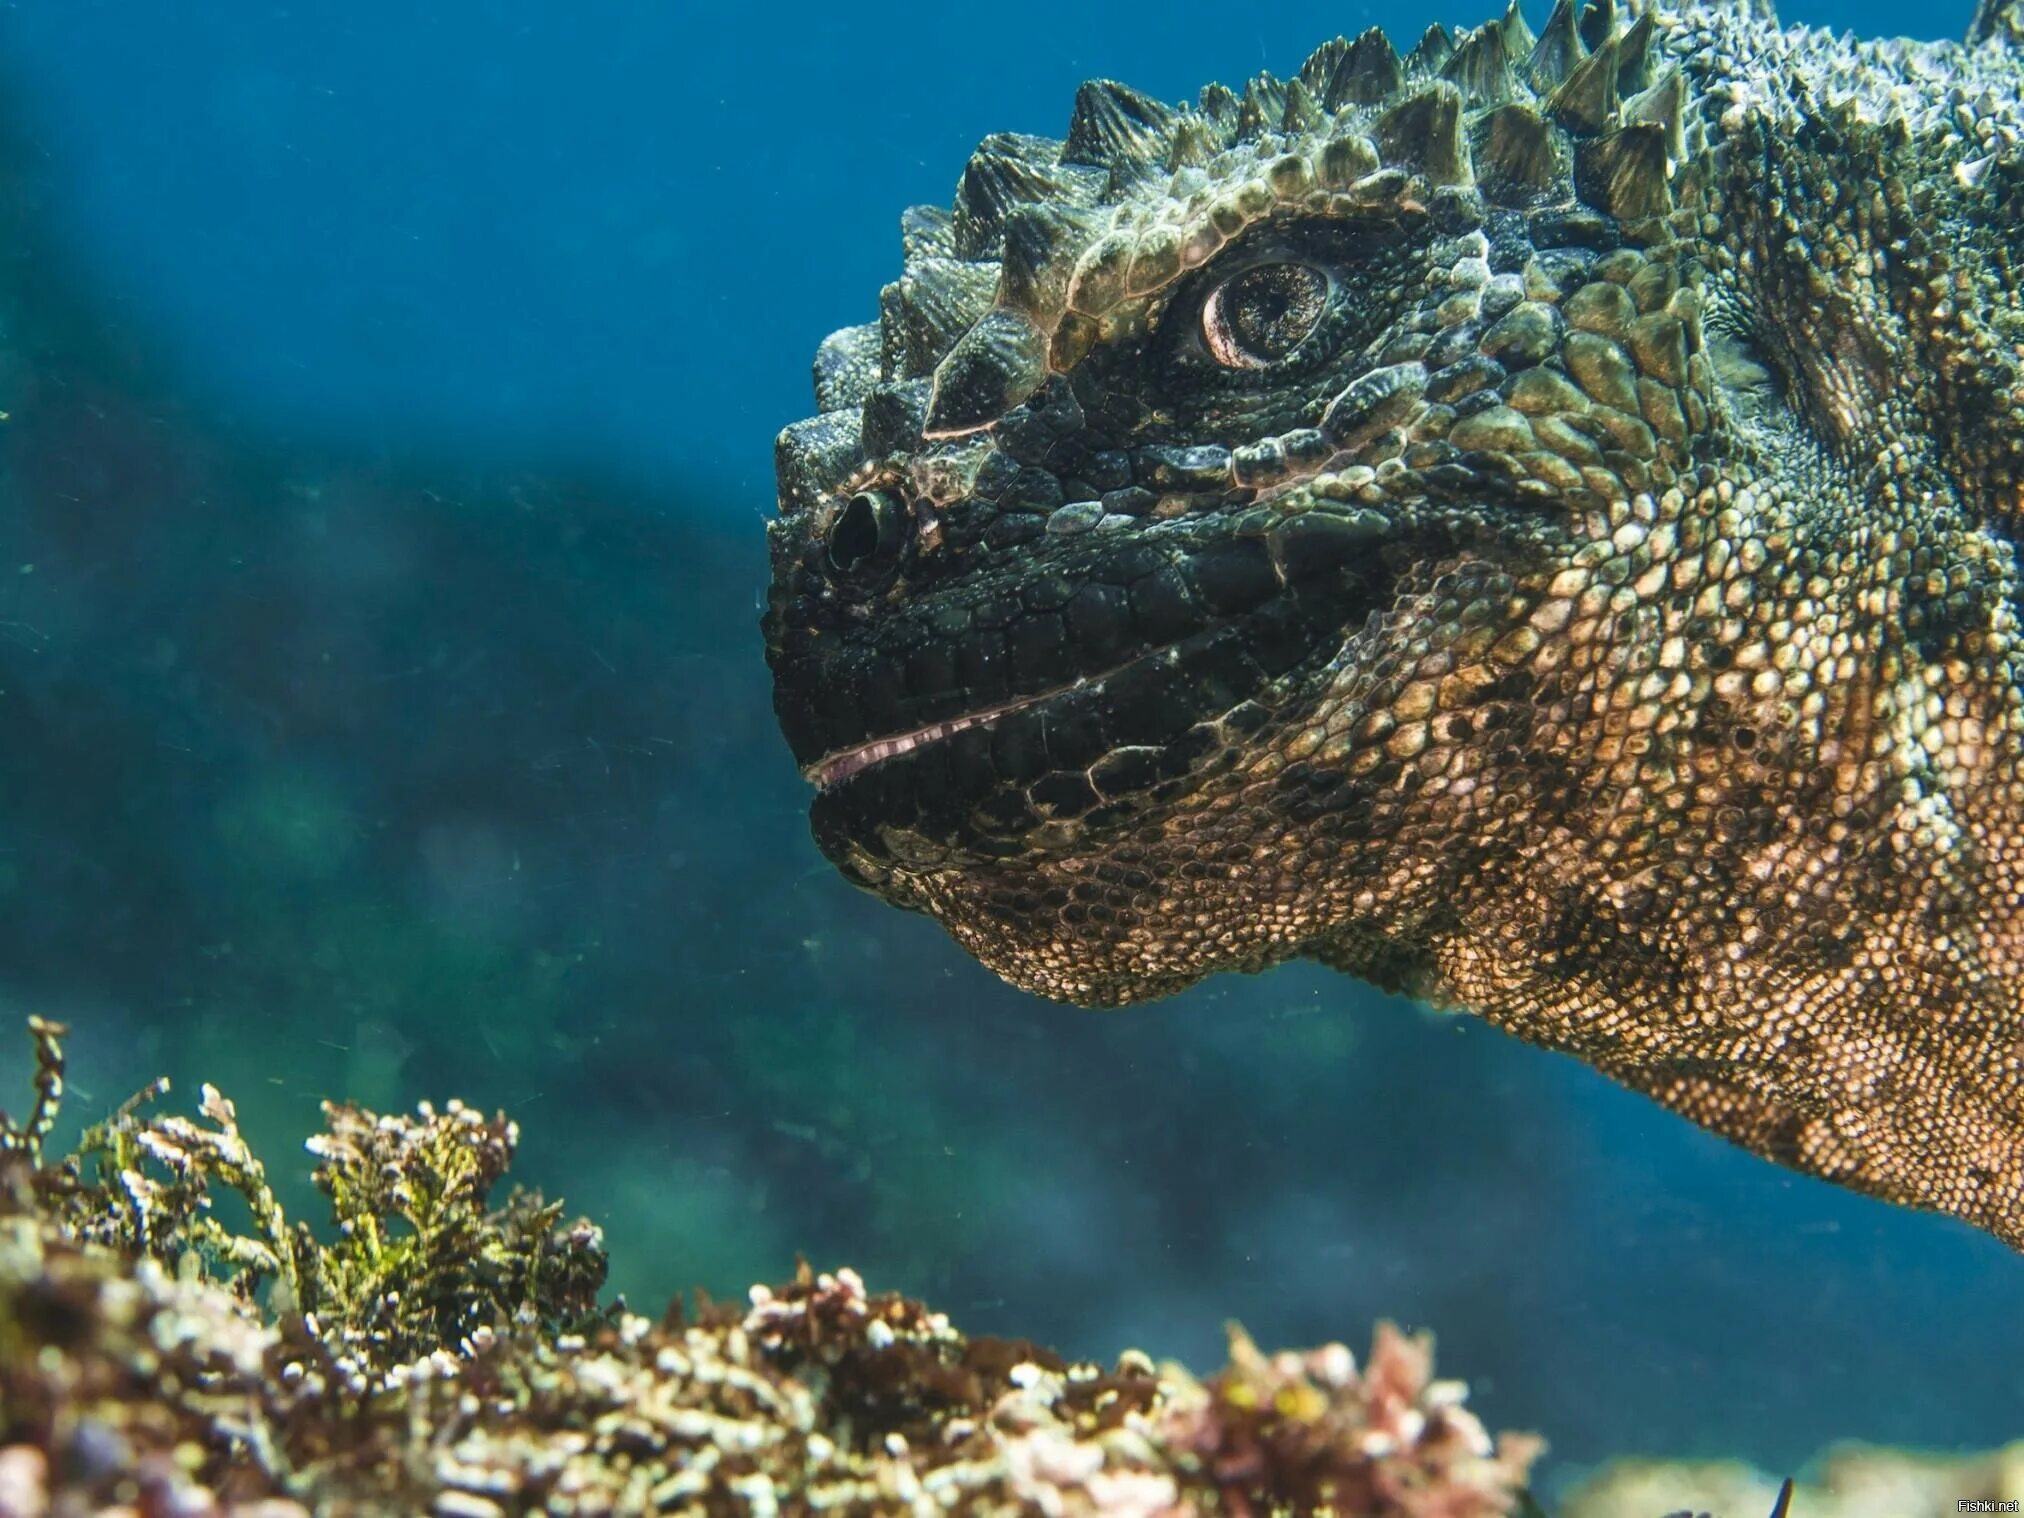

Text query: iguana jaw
(795, 504), (1395, 798)
(782, 507), (1394, 873)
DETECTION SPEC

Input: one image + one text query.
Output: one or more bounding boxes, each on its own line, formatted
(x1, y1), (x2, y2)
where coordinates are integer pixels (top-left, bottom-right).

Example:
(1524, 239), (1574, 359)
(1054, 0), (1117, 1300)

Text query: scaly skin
(764, 0), (2024, 1247)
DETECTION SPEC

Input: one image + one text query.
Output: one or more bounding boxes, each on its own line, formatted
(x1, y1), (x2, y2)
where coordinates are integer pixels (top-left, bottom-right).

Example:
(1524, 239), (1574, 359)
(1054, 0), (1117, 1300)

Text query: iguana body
(765, 0), (2024, 1247)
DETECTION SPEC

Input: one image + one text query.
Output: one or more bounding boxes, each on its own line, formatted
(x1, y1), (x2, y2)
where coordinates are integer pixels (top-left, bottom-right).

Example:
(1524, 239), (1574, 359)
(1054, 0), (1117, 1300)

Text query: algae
(0, 1017), (1542, 1516)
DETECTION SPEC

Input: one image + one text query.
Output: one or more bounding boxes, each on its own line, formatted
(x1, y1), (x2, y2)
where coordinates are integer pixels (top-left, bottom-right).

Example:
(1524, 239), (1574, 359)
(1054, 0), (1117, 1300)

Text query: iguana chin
(764, 0), (2024, 1249)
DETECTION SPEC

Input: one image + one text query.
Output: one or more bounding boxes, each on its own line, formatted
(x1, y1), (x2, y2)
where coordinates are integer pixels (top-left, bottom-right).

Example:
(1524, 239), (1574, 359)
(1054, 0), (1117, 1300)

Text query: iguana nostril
(826, 490), (904, 578)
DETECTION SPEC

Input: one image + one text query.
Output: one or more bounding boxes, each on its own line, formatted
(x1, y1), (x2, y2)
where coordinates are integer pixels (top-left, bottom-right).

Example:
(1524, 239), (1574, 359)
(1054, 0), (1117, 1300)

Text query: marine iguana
(764, 0), (2024, 1248)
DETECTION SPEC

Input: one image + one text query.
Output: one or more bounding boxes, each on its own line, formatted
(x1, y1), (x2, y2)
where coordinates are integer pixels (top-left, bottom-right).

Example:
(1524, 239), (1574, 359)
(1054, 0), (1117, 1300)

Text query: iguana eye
(825, 489), (908, 583)
(1201, 262), (1332, 369)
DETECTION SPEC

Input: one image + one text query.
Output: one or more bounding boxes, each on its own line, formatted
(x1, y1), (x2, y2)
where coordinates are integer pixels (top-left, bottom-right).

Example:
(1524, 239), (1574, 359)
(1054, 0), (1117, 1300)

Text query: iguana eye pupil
(1201, 262), (1330, 369)
(826, 490), (905, 579)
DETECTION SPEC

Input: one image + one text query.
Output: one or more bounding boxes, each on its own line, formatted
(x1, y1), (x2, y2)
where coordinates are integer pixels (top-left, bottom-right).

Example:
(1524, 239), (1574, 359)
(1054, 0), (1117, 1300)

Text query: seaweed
(0, 1018), (1544, 1516)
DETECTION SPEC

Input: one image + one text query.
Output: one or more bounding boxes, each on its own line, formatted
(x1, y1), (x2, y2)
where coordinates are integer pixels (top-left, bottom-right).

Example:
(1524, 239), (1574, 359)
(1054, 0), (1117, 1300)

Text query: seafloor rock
(1564, 1444), (2024, 1518)
(0, 1019), (1541, 1516)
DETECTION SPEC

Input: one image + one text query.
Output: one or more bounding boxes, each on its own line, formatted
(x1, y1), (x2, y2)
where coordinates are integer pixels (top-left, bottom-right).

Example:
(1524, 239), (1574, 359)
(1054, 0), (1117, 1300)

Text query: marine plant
(0, 1017), (1544, 1514)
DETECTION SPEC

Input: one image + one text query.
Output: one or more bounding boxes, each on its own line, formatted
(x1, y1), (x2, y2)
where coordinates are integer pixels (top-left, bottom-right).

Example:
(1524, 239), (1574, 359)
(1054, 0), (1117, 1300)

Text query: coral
(1565, 1446), (2024, 1518)
(0, 1019), (1542, 1515)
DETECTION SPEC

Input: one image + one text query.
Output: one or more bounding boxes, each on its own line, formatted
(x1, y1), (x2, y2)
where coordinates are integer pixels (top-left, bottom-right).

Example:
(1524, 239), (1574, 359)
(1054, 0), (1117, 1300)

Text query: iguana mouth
(777, 506), (1395, 817)
(794, 572), (1396, 881)
(804, 624), (1290, 792)
(773, 507), (1390, 765)
(805, 687), (1059, 790)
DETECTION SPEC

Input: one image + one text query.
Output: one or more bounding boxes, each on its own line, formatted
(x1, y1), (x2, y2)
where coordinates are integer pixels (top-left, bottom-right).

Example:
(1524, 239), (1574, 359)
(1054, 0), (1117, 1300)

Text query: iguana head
(765, 1), (1691, 1001)
(764, 0), (2024, 1245)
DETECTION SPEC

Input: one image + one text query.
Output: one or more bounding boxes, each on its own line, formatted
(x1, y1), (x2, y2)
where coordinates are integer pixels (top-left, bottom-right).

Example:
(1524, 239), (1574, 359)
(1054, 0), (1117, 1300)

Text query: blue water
(0, 0), (2015, 1499)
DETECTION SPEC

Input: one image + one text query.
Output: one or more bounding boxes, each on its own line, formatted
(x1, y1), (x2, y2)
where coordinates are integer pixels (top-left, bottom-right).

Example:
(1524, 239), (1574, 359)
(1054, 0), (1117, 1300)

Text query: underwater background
(0, 0), (2015, 1500)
